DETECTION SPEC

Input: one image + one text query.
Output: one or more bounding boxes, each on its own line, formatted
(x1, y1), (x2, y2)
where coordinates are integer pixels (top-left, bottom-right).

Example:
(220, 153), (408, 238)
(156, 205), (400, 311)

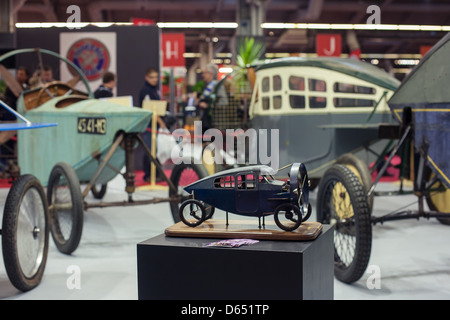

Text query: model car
(178, 163), (311, 231)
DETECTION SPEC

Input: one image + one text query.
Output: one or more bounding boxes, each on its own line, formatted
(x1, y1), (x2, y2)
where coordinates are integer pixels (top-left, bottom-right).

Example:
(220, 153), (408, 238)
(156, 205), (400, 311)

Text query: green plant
(236, 37), (265, 68)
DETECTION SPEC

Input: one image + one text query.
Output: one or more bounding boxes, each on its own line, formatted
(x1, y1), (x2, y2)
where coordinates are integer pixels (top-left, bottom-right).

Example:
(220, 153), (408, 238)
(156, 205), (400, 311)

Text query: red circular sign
(66, 38), (110, 81)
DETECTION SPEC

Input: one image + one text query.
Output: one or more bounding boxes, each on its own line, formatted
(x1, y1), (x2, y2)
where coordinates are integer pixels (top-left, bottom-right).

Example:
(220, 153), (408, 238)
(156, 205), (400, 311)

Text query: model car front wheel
(179, 199), (206, 227)
(274, 203), (302, 231)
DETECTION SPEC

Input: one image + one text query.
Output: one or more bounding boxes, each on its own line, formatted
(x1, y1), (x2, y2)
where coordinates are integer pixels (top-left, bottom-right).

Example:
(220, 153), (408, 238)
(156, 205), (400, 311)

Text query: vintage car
(0, 48), (208, 256)
(178, 163), (311, 231)
(247, 57), (401, 183)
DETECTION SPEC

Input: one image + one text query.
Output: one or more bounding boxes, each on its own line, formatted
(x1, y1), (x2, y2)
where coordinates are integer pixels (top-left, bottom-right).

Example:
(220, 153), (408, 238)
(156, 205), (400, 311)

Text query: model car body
(179, 163), (311, 231)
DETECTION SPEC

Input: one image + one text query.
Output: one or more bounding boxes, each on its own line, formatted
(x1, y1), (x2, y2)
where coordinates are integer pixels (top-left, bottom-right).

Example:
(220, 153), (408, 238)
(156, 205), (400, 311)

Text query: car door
(235, 172), (259, 214)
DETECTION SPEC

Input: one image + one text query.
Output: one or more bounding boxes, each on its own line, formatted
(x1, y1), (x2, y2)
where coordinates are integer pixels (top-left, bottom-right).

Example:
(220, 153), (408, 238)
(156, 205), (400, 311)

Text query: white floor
(0, 174), (449, 300)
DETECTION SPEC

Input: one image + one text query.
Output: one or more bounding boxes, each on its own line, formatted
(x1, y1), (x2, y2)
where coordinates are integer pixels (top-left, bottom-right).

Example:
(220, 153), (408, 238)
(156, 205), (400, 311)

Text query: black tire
(2, 174), (49, 291)
(425, 168), (450, 225)
(91, 183), (107, 199)
(47, 162), (83, 255)
(179, 199), (206, 227)
(169, 163), (209, 223)
(274, 203), (302, 231)
(336, 153), (373, 212)
(317, 164), (372, 284)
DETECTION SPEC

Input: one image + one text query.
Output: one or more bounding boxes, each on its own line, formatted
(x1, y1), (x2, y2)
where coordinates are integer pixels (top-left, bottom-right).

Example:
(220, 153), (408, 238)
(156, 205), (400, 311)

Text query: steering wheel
(290, 163), (311, 221)
(36, 81), (75, 105)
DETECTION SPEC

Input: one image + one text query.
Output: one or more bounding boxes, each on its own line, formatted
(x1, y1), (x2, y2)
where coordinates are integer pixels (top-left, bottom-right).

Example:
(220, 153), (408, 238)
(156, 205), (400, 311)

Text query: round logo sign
(66, 38), (110, 81)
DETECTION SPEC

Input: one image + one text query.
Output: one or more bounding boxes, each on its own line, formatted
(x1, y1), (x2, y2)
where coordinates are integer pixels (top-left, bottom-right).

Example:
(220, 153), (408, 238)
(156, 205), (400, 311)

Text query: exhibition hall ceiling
(13, 0), (450, 56)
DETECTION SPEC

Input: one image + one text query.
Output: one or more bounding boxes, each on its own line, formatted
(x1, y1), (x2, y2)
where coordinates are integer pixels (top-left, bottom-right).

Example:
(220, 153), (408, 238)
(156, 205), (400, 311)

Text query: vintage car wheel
(169, 163), (209, 223)
(2, 174), (49, 292)
(91, 183), (107, 199)
(335, 153), (373, 212)
(425, 168), (450, 225)
(274, 203), (302, 231)
(47, 162), (83, 255)
(179, 199), (206, 227)
(202, 202), (215, 220)
(317, 164), (371, 284)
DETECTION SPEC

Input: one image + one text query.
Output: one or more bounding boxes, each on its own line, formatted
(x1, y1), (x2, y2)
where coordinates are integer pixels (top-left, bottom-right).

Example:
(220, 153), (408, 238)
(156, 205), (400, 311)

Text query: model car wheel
(47, 162), (83, 255)
(316, 164), (371, 284)
(2, 174), (49, 291)
(274, 203), (302, 231)
(179, 199), (206, 227)
(290, 163), (310, 222)
(169, 163), (209, 223)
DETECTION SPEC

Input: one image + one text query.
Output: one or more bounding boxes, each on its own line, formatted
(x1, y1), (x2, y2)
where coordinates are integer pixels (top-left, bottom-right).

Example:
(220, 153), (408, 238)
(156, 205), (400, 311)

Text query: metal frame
(81, 131), (180, 210)
(367, 108), (450, 225)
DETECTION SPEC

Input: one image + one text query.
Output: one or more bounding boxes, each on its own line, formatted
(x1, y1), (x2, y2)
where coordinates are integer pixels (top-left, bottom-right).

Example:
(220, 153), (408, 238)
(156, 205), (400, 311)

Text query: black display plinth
(137, 225), (334, 300)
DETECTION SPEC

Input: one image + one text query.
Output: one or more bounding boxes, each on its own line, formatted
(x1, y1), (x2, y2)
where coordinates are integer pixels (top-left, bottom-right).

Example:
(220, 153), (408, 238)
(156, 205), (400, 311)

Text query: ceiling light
(261, 23), (450, 31)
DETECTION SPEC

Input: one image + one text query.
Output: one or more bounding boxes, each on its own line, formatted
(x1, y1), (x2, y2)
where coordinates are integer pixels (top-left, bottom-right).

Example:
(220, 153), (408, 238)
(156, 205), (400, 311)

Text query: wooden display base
(165, 219), (323, 241)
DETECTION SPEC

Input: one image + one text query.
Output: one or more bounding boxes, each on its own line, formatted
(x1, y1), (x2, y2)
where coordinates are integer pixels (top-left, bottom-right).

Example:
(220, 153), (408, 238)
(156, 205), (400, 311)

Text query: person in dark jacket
(94, 71), (116, 99)
(137, 67), (166, 182)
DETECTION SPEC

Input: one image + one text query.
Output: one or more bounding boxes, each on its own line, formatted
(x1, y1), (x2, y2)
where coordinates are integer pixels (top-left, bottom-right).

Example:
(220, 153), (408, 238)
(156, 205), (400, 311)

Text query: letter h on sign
(161, 33), (185, 67)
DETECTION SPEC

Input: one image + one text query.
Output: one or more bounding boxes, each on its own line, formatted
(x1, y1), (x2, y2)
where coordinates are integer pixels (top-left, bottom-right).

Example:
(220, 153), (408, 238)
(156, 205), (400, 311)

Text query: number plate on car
(77, 117), (106, 134)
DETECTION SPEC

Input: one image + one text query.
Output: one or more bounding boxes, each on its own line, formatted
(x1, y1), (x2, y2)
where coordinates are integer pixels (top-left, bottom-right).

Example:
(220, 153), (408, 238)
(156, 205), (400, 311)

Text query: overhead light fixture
(15, 21), (238, 29)
(157, 22), (238, 29)
(261, 23), (450, 31)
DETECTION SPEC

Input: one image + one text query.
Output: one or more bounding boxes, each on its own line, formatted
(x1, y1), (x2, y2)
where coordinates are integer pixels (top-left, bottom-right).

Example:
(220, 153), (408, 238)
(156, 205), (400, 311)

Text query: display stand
(165, 219), (323, 241)
(140, 100), (168, 190)
(137, 225), (334, 300)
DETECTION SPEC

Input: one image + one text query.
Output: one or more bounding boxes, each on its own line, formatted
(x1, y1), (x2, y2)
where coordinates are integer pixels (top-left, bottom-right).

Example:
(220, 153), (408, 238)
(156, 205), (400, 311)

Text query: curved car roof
(255, 57), (400, 91)
(388, 32), (450, 106)
(184, 164), (275, 192)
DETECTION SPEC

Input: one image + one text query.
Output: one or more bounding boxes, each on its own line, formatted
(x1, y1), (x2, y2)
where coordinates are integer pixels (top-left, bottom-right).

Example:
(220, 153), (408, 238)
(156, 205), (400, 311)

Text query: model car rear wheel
(274, 203), (302, 231)
(179, 199), (206, 227)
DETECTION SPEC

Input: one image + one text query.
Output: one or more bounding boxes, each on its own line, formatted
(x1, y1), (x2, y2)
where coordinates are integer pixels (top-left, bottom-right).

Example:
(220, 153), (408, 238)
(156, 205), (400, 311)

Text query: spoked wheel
(169, 163), (209, 223)
(2, 174), (49, 291)
(336, 153), (374, 212)
(317, 164), (372, 284)
(47, 162), (83, 255)
(274, 203), (302, 231)
(179, 199), (206, 227)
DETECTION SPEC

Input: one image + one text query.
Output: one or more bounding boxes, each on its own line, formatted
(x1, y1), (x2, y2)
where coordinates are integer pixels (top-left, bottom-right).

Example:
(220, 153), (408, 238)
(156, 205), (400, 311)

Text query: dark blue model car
(178, 163), (311, 231)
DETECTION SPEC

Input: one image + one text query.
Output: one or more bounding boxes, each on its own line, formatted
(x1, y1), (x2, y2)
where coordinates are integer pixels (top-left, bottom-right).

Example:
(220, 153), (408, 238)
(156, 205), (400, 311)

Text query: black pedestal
(137, 225), (333, 300)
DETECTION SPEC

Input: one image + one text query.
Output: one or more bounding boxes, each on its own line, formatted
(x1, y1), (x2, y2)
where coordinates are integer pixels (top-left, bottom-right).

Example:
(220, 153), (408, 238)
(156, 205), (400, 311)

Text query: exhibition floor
(0, 174), (449, 300)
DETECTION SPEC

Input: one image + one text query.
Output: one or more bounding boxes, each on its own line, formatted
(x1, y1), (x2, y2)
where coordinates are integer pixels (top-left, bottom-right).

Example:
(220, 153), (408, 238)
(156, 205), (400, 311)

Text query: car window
(237, 174), (256, 189)
(214, 176), (235, 188)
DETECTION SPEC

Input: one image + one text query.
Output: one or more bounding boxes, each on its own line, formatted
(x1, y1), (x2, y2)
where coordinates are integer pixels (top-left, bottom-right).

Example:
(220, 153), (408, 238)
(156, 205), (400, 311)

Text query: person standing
(137, 67), (166, 182)
(2, 66), (29, 120)
(94, 71), (116, 99)
(198, 63), (228, 133)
